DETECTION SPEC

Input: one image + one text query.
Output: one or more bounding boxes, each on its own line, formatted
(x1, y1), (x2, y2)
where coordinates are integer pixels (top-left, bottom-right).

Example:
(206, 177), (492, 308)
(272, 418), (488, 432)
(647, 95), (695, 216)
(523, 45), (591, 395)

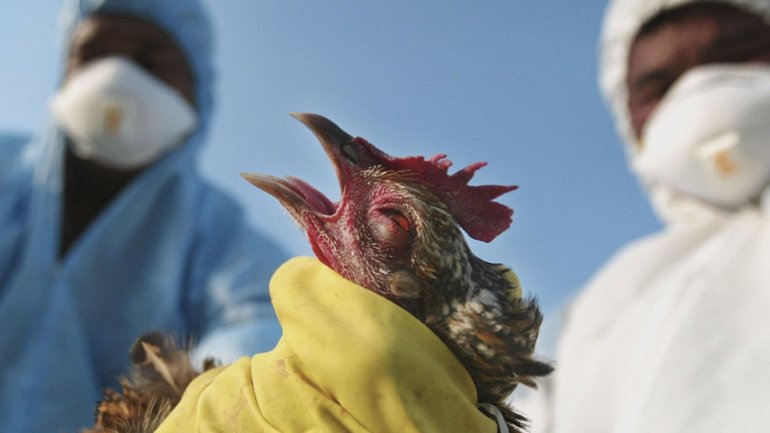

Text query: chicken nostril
(340, 141), (361, 163)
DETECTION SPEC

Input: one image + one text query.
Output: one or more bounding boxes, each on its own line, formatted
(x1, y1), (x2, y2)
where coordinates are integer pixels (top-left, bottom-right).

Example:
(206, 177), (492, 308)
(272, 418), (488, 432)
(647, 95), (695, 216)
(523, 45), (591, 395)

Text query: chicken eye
(384, 209), (411, 233)
(368, 208), (414, 250)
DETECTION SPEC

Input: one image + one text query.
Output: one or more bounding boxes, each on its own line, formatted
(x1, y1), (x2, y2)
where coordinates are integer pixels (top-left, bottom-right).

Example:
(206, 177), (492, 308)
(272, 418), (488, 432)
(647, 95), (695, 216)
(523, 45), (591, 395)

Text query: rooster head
(242, 113), (517, 306)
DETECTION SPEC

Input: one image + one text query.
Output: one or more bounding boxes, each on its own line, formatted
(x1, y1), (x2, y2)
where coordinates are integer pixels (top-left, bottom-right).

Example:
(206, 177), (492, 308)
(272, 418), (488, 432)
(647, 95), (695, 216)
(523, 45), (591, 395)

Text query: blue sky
(0, 1), (661, 315)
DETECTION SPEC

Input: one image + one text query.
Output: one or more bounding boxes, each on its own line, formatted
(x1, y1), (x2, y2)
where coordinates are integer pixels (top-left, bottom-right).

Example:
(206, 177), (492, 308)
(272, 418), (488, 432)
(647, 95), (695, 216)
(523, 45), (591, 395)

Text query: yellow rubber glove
(156, 256), (497, 433)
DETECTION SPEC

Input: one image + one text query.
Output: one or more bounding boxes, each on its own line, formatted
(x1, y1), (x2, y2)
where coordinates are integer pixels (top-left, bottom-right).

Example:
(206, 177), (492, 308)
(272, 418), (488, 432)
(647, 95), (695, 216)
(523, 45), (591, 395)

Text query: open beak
(240, 113), (357, 220)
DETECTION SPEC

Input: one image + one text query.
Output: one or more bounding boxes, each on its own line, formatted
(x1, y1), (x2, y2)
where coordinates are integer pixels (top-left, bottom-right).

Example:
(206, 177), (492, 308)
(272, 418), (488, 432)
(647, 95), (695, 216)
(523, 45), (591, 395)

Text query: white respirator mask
(50, 55), (197, 169)
(633, 63), (770, 209)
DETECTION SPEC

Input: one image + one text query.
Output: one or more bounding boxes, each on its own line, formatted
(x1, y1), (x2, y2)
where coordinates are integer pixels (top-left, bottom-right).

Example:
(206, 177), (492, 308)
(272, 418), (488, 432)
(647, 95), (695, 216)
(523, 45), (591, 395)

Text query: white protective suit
(524, 1), (770, 432)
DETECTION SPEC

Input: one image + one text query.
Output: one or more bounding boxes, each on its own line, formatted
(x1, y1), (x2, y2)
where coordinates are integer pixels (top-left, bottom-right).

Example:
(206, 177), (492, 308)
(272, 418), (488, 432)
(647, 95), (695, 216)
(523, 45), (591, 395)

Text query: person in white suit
(523, 1), (770, 432)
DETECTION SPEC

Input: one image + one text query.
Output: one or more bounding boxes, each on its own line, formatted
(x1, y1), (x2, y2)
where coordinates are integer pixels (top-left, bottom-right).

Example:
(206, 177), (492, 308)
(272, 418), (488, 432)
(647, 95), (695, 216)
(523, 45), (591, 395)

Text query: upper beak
(289, 112), (354, 156)
(290, 112), (367, 172)
(241, 113), (355, 219)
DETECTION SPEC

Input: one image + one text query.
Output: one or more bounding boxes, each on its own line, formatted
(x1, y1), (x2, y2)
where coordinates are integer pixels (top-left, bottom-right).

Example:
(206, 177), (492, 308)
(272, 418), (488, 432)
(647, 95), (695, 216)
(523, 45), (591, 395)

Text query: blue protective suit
(0, 1), (286, 432)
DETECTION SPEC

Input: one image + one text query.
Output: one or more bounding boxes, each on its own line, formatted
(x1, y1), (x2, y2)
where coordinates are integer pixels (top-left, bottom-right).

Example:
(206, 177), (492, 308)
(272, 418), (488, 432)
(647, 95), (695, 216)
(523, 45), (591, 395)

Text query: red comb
(353, 137), (517, 242)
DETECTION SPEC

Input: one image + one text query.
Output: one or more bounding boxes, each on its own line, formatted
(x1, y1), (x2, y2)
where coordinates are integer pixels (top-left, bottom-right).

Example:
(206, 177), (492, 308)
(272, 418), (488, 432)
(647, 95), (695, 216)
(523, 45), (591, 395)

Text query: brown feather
(80, 332), (217, 433)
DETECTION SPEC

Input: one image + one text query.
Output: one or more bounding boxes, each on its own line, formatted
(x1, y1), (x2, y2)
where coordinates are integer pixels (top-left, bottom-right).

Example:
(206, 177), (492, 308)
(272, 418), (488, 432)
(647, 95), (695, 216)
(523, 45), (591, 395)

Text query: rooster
(243, 113), (551, 431)
(82, 113), (550, 433)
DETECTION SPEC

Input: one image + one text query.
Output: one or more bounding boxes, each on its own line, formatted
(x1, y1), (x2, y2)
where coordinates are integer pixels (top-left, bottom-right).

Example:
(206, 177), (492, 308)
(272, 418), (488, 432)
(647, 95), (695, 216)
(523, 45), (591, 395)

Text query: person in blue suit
(0, 1), (287, 431)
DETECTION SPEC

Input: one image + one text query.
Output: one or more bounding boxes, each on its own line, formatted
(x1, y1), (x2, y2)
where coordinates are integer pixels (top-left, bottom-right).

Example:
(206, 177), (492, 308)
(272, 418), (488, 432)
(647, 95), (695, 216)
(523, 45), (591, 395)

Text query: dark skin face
(626, 3), (770, 140)
(65, 14), (195, 105)
(60, 14), (196, 256)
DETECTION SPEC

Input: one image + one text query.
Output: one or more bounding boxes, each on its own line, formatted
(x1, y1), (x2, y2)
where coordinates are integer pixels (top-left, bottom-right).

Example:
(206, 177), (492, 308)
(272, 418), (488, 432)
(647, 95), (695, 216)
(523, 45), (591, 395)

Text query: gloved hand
(155, 256), (497, 433)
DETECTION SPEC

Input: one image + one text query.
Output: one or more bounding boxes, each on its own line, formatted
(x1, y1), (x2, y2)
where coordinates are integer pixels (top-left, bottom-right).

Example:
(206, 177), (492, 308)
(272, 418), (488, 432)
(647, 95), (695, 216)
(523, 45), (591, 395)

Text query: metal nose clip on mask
(50, 55), (197, 169)
(634, 64), (770, 209)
